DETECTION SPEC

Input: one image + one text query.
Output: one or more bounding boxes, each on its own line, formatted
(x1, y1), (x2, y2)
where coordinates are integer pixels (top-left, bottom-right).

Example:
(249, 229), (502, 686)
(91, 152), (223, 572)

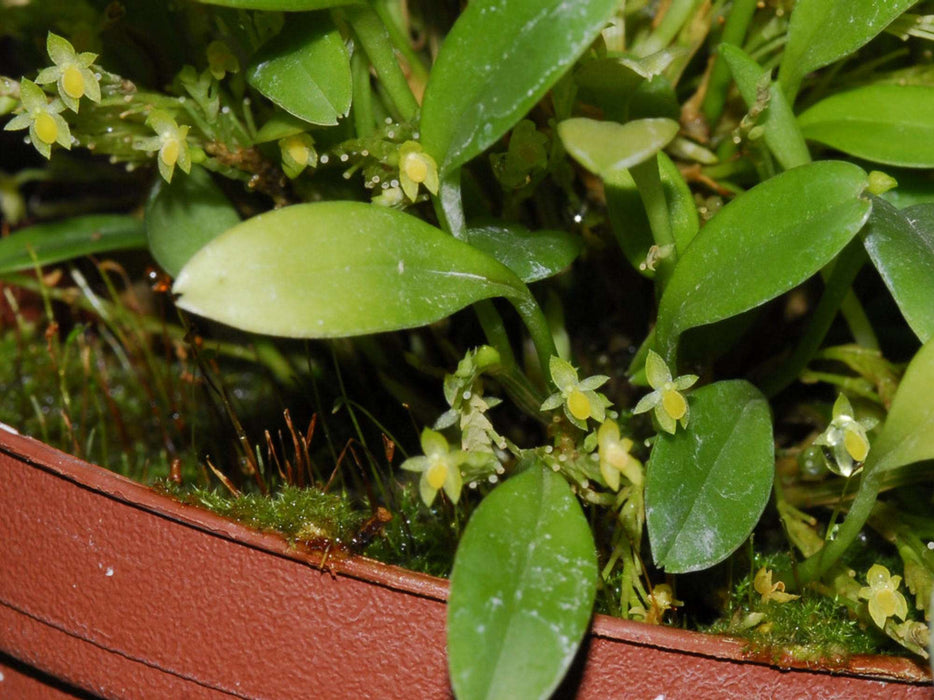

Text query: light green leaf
(194, 0), (359, 9)
(145, 165), (240, 278)
(574, 52), (678, 121)
(779, 0), (918, 100)
(646, 380), (773, 573)
(798, 85), (934, 168)
(462, 224), (581, 283)
(448, 463), (597, 700)
(605, 151), (698, 276)
(420, 0), (619, 175)
(720, 43), (810, 170)
(253, 112), (310, 144)
(173, 202), (527, 337)
(0, 215), (145, 275)
(558, 118), (680, 179)
(655, 161), (871, 361)
(246, 13), (351, 126)
(871, 338), (934, 475)
(862, 199), (934, 343)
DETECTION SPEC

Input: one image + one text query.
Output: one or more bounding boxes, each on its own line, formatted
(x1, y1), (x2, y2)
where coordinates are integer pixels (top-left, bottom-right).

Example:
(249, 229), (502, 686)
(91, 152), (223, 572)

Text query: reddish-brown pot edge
(1, 425), (930, 699)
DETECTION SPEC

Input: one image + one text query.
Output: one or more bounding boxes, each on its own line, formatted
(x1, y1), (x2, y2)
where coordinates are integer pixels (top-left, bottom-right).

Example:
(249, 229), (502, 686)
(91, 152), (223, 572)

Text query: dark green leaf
(862, 199), (934, 343)
(871, 337), (934, 475)
(145, 166), (240, 278)
(778, 0), (917, 100)
(798, 85), (934, 168)
(194, 0), (359, 9)
(420, 0), (619, 175)
(558, 118), (680, 179)
(247, 13), (351, 126)
(646, 380), (773, 573)
(878, 169), (934, 209)
(0, 215), (145, 275)
(173, 202), (527, 337)
(655, 161), (870, 360)
(462, 224), (581, 283)
(448, 464), (597, 700)
(720, 43), (810, 170)
(574, 52), (679, 122)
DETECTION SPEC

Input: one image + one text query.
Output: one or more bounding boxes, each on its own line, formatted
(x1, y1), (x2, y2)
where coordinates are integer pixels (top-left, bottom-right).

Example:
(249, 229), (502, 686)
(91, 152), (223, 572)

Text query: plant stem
(702, 0), (759, 124)
(370, 0), (429, 84)
(630, 156), (676, 288)
(839, 289), (880, 350)
(511, 293), (558, 385)
(632, 0), (703, 57)
(343, 6), (419, 122)
(761, 239), (867, 397)
(351, 47), (376, 137)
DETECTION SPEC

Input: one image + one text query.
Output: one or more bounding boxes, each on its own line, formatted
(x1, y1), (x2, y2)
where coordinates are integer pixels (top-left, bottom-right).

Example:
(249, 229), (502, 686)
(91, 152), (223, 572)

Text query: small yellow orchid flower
(400, 428), (465, 507)
(632, 350), (698, 434)
(35, 33), (100, 113)
(279, 133), (317, 179)
(206, 40), (240, 81)
(540, 356), (610, 429)
(135, 110), (191, 183)
(398, 141), (439, 202)
(753, 567), (799, 604)
(597, 420), (643, 491)
(859, 564), (909, 630)
(813, 394), (878, 478)
(3, 79), (71, 159)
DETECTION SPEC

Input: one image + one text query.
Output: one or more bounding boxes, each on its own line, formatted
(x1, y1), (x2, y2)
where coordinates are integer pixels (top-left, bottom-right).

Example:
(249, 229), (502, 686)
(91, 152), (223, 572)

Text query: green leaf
(462, 224), (581, 283)
(720, 43), (810, 170)
(646, 380), (773, 573)
(0, 215), (145, 275)
(558, 118), (680, 179)
(253, 112), (310, 144)
(246, 13), (351, 126)
(605, 152), (699, 276)
(420, 0), (619, 175)
(862, 199), (934, 343)
(798, 85), (934, 168)
(655, 161), (871, 360)
(779, 0), (918, 100)
(448, 464), (597, 700)
(173, 202), (527, 337)
(194, 0), (359, 9)
(871, 337), (934, 476)
(145, 166), (240, 278)
(574, 52), (679, 122)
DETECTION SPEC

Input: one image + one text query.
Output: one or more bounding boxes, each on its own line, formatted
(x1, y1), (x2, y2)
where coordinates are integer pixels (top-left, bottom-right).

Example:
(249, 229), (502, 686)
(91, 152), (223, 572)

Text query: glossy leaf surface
(655, 161), (871, 359)
(779, 0), (917, 99)
(871, 337), (934, 475)
(863, 199), (934, 343)
(558, 118), (680, 179)
(173, 202), (526, 337)
(720, 44), (810, 170)
(145, 166), (240, 277)
(646, 380), (773, 573)
(0, 215), (145, 275)
(246, 14), (351, 126)
(462, 224), (581, 283)
(448, 464), (597, 700)
(798, 85), (934, 168)
(420, 0), (618, 175)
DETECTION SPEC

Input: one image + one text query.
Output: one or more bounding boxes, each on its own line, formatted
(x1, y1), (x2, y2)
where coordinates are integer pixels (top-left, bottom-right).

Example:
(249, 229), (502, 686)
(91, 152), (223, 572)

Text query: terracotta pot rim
(2, 423), (930, 686)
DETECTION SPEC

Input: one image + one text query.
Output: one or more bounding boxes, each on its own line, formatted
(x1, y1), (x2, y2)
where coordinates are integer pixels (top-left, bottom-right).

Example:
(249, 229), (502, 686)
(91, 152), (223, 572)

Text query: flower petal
(46, 33), (76, 66)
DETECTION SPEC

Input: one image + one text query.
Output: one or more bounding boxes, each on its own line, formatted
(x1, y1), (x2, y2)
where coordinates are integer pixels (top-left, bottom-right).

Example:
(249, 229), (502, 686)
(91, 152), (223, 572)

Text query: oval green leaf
(778, 0), (917, 100)
(655, 161), (871, 360)
(646, 380), (773, 573)
(558, 117), (680, 179)
(0, 215), (145, 275)
(145, 166), (240, 278)
(420, 0), (619, 175)
(871, 337), (934, 476)
(448, 463), (597, 700)
(173, 202), (526, 338)
(462, 224), (581, 283)
(799, 85), (934, 168)
(720, 43), (810, 170)
(247, 13), (351, 126)
(863, 199), (934, 343)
